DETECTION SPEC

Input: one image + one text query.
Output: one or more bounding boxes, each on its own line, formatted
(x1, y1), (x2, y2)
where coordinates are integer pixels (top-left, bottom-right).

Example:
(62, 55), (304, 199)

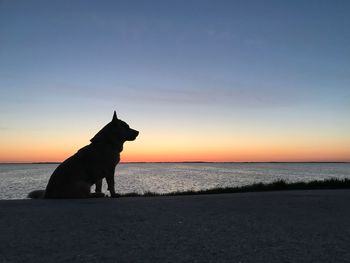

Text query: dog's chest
(99, 151), (120, 168)
(113, 154), (121, 166)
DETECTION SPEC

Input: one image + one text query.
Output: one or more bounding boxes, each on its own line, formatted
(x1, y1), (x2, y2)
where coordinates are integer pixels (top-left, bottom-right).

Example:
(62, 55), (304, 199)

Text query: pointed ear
(112, 111), (118, 121)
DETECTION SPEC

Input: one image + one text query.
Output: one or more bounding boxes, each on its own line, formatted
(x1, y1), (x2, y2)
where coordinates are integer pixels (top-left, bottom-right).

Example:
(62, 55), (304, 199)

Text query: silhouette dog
(28, 111), (138, 198)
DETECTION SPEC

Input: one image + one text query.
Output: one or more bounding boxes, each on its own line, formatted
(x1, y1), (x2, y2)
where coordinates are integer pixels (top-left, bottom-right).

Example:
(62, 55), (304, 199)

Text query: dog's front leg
(106, 172), (120, 198)
(95, 179), (102, 193)
(89, 179), (106, 198)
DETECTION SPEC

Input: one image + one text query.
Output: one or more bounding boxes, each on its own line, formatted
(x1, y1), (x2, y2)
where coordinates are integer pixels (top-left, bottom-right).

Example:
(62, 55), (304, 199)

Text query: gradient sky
(0, 0), (349, 162)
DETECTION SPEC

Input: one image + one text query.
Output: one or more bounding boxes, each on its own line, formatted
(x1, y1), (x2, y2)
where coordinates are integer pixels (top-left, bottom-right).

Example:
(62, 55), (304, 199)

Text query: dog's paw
(110, 193), (121, 198)
(89, 192), (106, 198)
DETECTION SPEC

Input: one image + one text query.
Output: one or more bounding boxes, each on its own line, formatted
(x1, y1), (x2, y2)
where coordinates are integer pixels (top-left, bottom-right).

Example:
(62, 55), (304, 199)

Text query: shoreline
(3, 178), (350, 200)
(1, 190), (350, 262)
(119, 178), (350, 197)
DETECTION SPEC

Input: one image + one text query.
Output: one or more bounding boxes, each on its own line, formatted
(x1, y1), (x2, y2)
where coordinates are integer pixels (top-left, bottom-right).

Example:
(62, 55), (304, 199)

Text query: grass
(119, 178), (350, 197)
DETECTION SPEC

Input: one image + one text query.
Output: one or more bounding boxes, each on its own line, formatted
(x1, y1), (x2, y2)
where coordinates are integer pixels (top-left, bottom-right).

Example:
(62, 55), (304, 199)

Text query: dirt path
(1, 190), (350, 262)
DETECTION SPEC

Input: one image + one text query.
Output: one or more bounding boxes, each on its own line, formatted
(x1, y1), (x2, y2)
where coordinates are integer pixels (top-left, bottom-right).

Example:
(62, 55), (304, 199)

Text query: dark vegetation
(119, 178), (350, 197)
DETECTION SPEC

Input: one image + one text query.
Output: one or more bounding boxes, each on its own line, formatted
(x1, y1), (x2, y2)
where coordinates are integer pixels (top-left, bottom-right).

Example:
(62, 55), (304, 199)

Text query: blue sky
(0, 0), (349, 161)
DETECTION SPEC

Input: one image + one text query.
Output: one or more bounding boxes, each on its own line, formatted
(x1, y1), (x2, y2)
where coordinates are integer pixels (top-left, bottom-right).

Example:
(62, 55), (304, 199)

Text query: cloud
(49, 78), (304, 109)
(119, 85), (304, 109)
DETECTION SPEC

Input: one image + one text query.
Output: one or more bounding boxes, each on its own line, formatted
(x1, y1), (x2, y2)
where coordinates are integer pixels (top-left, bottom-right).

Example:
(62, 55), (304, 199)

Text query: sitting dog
(28, 111), (138, 198)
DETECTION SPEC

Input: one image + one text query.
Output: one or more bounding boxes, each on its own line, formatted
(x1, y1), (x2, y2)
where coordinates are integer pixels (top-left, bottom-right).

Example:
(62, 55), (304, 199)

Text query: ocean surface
(0, 163), (350, 199)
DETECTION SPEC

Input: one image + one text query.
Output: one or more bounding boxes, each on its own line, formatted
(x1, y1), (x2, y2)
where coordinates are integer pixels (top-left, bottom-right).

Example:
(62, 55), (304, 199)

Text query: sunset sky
(0, 0), (349, 162)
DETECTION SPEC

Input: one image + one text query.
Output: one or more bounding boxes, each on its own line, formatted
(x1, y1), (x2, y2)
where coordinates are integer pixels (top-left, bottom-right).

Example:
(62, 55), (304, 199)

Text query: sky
(0, 0), (349, 162)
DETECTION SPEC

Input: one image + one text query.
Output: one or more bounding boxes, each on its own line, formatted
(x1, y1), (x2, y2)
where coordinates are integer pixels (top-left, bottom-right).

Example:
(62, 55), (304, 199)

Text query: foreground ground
(0, 190), (350, 263)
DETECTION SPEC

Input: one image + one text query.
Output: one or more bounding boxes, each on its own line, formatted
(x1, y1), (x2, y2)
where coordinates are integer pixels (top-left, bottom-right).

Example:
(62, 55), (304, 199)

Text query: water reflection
(0, 163), (349, 199)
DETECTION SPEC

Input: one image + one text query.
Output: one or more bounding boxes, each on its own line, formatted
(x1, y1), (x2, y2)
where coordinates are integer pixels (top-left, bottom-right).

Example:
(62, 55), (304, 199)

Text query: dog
(28, 111), (139, 198)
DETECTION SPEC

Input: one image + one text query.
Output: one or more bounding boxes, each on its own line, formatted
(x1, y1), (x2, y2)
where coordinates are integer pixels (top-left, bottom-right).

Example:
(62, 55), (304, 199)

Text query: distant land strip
(0, 161), (349, 165)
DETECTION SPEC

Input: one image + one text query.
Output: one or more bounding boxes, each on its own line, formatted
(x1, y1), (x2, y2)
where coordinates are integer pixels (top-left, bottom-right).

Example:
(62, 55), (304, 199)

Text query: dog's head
(90, 111), (139, 145)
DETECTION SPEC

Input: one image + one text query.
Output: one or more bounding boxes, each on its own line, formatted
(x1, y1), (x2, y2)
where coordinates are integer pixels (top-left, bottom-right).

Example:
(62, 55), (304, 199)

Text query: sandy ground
(0, 190), (350, 263)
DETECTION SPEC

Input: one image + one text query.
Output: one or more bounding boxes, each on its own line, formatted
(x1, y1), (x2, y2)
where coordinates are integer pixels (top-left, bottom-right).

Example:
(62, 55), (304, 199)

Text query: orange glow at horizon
(1, 132), (349, 163)
(1, 148), (349, 163)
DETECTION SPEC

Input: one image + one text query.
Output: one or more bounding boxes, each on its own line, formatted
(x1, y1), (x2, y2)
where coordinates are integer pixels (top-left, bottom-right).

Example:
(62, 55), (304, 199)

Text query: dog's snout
(126, 129), (139, 141)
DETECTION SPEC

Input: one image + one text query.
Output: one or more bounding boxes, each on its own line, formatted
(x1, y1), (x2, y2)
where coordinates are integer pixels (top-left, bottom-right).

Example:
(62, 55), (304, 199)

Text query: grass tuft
(118, 178), (350, 198)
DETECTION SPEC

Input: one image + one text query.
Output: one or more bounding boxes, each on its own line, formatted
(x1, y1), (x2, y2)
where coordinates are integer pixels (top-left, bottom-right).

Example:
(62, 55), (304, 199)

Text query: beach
(1, 190), (350, 263)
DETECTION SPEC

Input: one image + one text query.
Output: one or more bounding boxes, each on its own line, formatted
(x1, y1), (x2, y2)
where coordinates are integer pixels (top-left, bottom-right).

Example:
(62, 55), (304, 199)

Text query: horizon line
(0, 161), (349, 165)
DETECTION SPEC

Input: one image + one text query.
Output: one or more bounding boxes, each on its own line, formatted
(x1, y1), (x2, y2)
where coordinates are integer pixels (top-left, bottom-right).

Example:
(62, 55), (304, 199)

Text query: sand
(1, 190), (350, 263)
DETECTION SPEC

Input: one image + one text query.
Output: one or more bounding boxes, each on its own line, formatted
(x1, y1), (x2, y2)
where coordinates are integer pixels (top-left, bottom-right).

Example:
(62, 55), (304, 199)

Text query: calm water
(0, 163), (349, 199)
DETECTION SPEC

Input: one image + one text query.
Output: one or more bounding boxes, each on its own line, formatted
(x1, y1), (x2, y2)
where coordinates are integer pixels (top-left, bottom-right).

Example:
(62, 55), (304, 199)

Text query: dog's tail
(28, 190), (45, 199)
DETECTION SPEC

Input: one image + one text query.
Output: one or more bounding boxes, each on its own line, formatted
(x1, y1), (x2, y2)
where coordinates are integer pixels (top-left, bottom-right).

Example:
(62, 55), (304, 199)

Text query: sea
(0, 162), (350, 199)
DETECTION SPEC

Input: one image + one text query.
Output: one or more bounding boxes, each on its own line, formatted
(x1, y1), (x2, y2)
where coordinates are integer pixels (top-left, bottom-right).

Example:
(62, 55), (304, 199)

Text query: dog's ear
(112, 111), (118, 121)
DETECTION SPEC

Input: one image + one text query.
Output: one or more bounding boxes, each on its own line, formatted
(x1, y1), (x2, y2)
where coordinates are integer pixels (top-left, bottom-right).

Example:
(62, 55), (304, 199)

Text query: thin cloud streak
(52, 82), (303, 109)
